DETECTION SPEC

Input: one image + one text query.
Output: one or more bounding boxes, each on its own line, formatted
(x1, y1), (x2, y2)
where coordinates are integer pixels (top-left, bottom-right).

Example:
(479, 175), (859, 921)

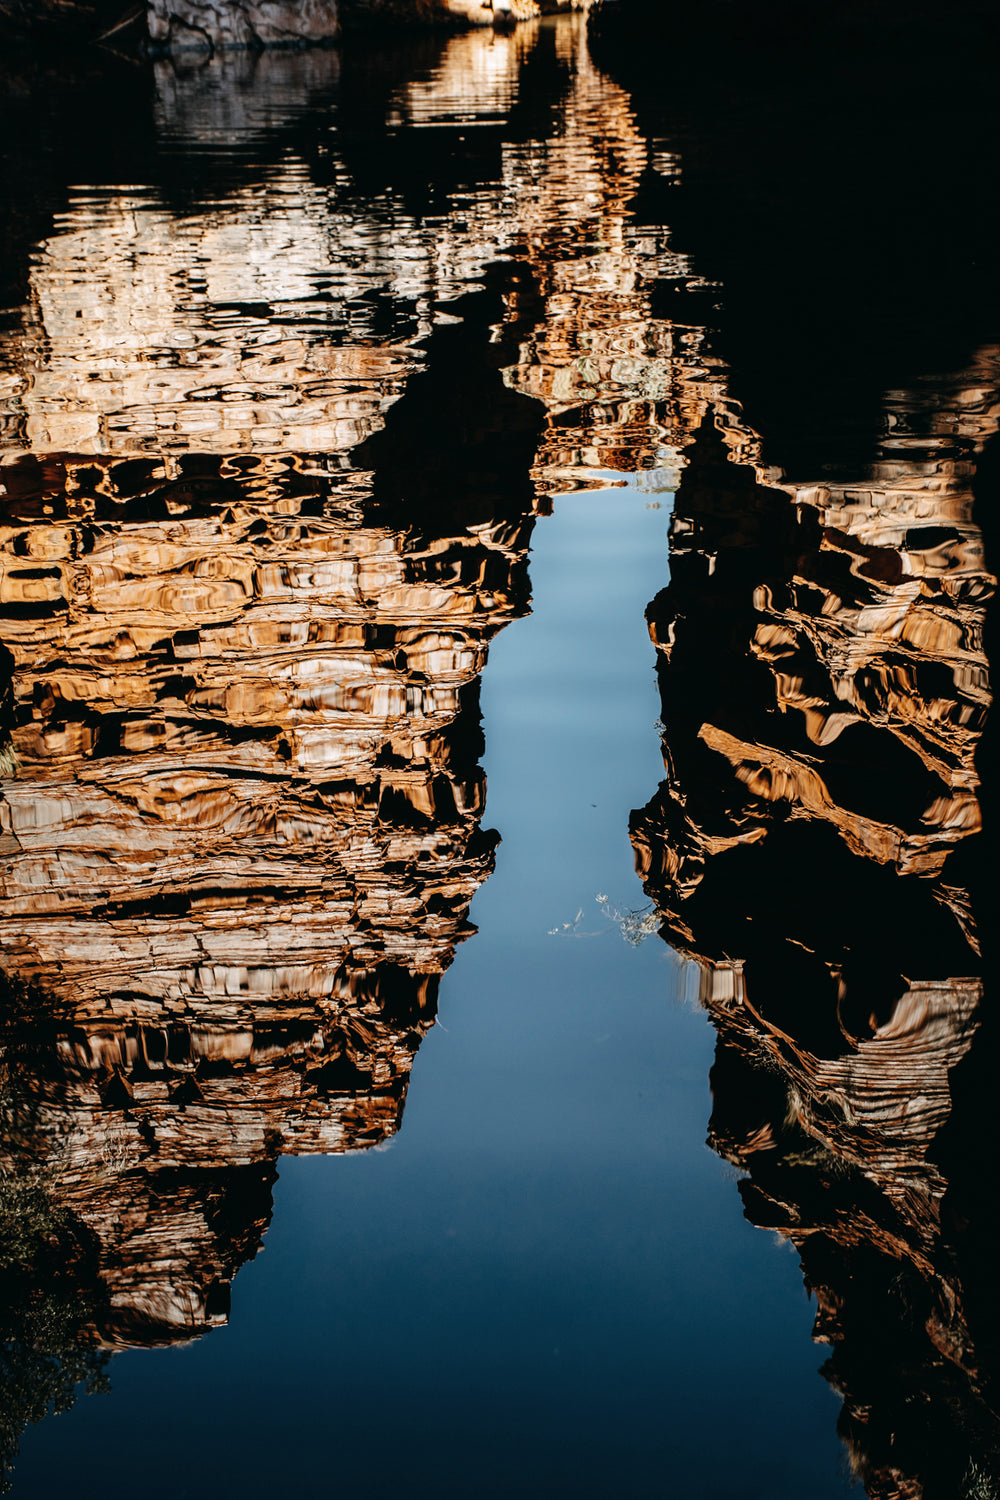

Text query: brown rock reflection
(0, 400), (537, 1475)
(0, 17), (717, 1417)
(11, 13), (996, 1494)
(0, 447), (531, 1348)
(632, 358), (998, 1497)
(499, 21), (717, 495)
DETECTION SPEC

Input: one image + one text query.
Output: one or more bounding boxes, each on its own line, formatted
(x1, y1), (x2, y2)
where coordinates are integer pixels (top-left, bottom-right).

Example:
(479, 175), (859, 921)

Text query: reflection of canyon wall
(500, 20), (720, 492)
(0, 17), (716, 494)
(0, 10), (712, 1357)
(0, 26), (575, 1347)
(3, 14), (676, 1352)
(631, 361), (998, 1498)
(1, 181), (417, 461)
(0, 451), (531, 1343)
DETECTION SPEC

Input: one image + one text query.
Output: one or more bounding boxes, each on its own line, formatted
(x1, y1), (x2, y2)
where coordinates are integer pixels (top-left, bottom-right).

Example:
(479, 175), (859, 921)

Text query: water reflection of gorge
(0, 20), (720, 1482)
(1, 11), (999, 1498)
(588, 12), (1000, 1489)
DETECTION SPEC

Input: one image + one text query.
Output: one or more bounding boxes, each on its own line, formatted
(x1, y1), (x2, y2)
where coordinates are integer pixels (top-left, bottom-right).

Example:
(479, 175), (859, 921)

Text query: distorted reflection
(0, 16), (717, 1488)
(587, 6), (1000, 1486)
(1, 7), (998, 1497)
(632, 357), (997, 1496)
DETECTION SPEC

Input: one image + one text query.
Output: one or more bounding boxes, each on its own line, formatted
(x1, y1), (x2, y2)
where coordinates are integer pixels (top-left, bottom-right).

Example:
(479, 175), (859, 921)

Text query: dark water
(0, 12), (997, 1499)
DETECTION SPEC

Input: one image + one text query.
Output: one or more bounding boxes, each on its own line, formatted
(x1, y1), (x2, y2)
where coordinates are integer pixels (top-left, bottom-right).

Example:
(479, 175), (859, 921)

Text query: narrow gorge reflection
(632, 359), (997, 1496)
(0, 437), (543, 1488)
(6, 9), (997, 1494)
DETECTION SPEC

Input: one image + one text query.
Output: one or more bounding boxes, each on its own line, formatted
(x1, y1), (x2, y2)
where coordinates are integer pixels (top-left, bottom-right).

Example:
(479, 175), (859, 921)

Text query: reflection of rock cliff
(631, 362), (998, 1498)
(0, 16), (715, 495)
(646, 350), (996, 909)
(0, 435), (536, 1343)
(499, 21), (720, 493)
(1, 18), (686, 1357)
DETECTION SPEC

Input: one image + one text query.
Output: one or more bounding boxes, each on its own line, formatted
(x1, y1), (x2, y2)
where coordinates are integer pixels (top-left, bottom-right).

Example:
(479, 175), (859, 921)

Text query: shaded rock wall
(630, 362), (998, 1497)
(147, 0), (341, 52)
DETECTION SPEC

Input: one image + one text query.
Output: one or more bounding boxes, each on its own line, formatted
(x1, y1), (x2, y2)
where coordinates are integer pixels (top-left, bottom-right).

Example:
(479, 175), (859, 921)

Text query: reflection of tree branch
(546, 896), (662, 946)
(595, 894), (662, 948)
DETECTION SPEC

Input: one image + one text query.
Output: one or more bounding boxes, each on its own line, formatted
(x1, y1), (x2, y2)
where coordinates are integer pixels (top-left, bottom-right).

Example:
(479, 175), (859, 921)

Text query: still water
(0, 11), (996, 1499)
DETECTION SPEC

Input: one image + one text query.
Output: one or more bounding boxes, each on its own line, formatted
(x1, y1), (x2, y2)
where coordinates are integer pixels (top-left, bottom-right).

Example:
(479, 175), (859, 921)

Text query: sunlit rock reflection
(500, 20), (721, 493)
(7, 184), (416, 459)
(632, 358), (998, 1498)
(0, 17), (720, 495)
(1, 15), (696, 1380)
(0, 453), (528, 1348)
(8, 12), (988, 1492)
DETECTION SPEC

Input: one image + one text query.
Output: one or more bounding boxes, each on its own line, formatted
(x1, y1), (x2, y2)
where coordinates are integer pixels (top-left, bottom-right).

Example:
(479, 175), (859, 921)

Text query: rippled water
(0, 12), (997, 1499)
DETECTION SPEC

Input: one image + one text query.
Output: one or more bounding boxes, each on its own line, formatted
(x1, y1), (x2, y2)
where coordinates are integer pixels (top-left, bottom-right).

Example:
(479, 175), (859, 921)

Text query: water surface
(1, 13), (997, 1498)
